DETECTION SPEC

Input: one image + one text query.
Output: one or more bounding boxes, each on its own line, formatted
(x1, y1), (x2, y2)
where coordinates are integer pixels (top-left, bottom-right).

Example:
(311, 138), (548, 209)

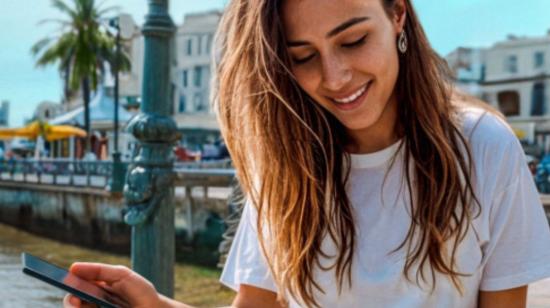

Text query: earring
(398, 30), (408, 54)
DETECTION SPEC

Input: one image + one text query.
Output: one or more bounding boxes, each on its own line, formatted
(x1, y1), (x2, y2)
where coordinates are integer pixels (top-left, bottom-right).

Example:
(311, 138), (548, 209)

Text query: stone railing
(0, 158), (233, 189)
(173, 168), (236, 242)
(0, 158), (123, 188)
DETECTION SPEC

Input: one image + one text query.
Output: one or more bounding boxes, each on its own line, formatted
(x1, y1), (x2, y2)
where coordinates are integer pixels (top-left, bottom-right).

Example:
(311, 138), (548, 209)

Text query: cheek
(293, 68), (320, 98)
(355, 44), (399, 93)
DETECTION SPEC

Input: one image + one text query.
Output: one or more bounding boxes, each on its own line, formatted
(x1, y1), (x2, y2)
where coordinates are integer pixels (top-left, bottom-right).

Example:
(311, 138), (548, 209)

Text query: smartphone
(21, 252), (129, 308)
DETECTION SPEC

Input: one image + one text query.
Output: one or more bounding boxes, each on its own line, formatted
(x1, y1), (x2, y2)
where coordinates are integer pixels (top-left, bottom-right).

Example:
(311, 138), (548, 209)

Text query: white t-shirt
(220, 108), (550, 307)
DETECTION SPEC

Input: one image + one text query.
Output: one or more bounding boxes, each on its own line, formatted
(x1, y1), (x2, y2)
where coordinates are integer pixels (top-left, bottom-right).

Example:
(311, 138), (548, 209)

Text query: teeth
(333, 84), (368, 104)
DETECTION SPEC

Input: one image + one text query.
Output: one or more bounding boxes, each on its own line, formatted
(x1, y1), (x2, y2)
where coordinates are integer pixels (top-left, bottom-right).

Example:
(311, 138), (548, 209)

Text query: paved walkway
(528, 278), (550, 307)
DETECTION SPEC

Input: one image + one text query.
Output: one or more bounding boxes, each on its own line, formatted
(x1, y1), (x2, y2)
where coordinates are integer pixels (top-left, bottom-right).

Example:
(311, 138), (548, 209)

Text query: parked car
(174, 145), (200, 161)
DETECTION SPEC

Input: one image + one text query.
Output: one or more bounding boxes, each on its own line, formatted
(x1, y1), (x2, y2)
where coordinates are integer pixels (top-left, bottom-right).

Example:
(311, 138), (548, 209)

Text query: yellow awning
(0, 121), (87, 141)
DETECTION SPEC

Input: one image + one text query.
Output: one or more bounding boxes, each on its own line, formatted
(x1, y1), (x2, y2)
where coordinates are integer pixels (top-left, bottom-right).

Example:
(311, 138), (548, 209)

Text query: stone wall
(0, 181), (232, 256)
(0, 182), (130, 253)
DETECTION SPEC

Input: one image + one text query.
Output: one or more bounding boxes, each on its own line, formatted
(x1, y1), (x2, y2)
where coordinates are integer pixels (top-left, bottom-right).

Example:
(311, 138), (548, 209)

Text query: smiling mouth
(329, 81), (372, 107)
(332, 85), (368, 104)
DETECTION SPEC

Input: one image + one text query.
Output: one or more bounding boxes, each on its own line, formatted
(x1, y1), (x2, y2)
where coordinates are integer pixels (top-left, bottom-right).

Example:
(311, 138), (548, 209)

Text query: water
(0, 222), (234, 308)
(0, 226), (65, 308)
(0, 222), (132, 308)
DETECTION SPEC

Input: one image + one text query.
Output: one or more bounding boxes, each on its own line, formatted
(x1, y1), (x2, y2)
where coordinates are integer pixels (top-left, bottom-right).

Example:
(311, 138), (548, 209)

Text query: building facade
(173, 10), (222, 148)
(446, 31), (550, 154)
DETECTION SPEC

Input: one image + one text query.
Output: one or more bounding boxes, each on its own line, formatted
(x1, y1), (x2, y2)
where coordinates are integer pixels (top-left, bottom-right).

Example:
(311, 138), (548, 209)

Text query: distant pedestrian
(63, 1), (550, 307)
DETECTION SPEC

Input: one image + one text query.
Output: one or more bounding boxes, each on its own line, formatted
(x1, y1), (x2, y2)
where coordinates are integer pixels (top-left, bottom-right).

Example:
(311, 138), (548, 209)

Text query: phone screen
(21, 253), (128, 308)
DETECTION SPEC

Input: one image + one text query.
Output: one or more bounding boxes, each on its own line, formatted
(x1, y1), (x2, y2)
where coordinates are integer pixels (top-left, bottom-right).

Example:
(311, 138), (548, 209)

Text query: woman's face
(282, 0), (406, 145)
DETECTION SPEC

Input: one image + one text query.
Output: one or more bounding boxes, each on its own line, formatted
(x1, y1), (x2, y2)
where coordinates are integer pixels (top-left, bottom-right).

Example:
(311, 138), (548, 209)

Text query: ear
(392, 0), (407, 34)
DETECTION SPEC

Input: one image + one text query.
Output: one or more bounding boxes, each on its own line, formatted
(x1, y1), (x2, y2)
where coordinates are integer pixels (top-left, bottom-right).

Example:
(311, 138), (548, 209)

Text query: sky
(1, 0), (549, 127)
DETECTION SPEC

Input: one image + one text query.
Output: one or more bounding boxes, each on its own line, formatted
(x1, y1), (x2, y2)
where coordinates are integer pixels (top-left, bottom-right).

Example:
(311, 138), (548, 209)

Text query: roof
(50, 88), (135, 126)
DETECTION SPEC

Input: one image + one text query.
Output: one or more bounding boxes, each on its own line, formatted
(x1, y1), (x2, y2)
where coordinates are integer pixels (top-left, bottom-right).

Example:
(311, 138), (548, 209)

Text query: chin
(338, 113), (380, 132)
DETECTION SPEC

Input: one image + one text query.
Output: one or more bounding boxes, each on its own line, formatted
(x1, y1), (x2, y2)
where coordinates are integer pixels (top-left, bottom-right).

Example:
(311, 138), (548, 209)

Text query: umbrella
(45, 125), (87, 141)
(0, 128), (21, 139)
(0, 121), (86, 141)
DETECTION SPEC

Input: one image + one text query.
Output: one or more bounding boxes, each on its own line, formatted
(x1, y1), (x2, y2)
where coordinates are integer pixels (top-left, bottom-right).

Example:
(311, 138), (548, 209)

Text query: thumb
(69, 263), (133, 284)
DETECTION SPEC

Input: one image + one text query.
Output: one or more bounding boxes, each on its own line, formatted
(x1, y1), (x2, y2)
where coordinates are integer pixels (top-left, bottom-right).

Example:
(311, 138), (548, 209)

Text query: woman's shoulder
(455, 105), (527, 193)
(457, 105), (519, 152)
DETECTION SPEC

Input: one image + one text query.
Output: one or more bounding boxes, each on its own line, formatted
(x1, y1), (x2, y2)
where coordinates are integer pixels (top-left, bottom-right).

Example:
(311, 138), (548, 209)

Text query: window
(498, 90), (520, 116)
(182, 70), (188, 87)
(194, 66), (202, 87)
(535, 52), (545, 68)
(186, 38), (193, 55)
(179, 95), (186, 113)
(505, 55), (518, 73)
(194, 93), (205, 112)
(531, 83), (546, 116)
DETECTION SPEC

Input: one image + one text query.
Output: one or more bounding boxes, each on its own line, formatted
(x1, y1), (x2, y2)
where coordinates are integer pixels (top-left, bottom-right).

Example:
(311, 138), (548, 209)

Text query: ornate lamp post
(123, 0), (178, 297)
(108, 14), (133, 193)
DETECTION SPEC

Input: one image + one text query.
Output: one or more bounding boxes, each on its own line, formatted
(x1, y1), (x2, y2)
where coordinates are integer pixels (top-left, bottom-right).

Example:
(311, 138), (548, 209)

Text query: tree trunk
(63, 65), (71, 103)
(81, 77), (91, 155)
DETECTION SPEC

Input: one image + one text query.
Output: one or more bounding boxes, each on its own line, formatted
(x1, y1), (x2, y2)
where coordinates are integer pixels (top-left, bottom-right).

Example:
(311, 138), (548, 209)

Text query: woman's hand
(62, 262), (162, 308)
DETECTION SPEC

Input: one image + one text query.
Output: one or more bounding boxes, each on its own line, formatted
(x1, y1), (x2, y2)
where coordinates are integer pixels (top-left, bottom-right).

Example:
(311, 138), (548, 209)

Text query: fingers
(68, 262), (160, 307)
(63, 294), (99, 308)
(69, 263), (133, 284)
(63, 294), (79, 308)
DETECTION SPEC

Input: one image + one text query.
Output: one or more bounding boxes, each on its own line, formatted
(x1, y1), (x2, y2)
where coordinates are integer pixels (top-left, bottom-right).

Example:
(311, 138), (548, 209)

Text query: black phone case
(21, 254), (120, 308)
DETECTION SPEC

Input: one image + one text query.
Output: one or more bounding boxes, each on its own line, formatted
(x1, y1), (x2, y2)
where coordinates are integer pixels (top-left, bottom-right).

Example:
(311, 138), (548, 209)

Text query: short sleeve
(479, 146), (550, 291)
(219, 201), (278, 293)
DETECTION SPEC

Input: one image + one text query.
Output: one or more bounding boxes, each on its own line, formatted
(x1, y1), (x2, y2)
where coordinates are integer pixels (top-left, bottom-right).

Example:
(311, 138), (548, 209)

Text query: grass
(0, 223), (235, 307)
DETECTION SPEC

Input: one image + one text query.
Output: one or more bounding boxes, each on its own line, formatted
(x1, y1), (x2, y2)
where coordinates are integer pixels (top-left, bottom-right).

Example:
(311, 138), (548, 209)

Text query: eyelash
(292, 34), (368, 65)
(342, 34), (368, 48)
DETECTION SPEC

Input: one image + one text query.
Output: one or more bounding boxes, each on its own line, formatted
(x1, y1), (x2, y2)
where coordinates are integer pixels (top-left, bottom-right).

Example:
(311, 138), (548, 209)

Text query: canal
(0, 222), (234, 307)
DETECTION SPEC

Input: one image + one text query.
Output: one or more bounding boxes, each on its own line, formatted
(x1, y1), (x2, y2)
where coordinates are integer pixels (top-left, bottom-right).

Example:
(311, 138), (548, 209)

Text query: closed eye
(342, 34), (367, 48)
(292, 53), (316, 65)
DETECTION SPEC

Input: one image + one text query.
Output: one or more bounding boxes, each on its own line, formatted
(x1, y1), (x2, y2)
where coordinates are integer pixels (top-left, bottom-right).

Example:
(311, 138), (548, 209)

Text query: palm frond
(34, 34), (75, 67)
(37, 18), (71, 27)
(34, 0), (126, 94)
(31, 37), (54, 55)
(50, 0), (78, 20)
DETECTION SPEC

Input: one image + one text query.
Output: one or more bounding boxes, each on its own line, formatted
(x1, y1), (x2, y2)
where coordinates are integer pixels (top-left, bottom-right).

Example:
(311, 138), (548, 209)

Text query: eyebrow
(287, 16), (370, 47)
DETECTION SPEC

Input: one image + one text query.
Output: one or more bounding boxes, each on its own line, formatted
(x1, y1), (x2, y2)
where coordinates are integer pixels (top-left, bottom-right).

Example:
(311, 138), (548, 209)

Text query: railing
(0, 158), (125, 188)
(0, 158), (234, 189)
(0, 157), (237, 241)
(174, 158), (233, 170)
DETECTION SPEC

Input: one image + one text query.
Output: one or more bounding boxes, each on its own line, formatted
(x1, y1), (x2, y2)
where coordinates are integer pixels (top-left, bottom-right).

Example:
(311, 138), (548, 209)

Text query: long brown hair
(214, 0), (482, 306)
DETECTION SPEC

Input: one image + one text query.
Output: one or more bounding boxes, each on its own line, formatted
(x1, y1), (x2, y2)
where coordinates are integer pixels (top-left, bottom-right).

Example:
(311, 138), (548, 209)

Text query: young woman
(63, 0), (550, 307)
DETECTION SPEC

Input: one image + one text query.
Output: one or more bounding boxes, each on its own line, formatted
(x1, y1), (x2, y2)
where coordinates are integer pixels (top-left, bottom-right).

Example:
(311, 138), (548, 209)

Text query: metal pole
(109, 17), (123, 192)
(114, 25), (120, 154)
(123, 0), (178, 297)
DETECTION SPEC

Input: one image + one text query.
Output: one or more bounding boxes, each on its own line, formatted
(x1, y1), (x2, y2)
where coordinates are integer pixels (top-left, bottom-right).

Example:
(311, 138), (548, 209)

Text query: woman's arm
(62, 263), (283, 308)
(230, 284), (284, 308)
(136, 284), (282, 308)
(478, 286), (527, 308)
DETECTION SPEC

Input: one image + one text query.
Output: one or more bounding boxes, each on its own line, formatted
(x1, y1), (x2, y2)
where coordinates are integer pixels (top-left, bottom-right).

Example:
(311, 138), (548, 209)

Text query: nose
(321, 54), (352, 92)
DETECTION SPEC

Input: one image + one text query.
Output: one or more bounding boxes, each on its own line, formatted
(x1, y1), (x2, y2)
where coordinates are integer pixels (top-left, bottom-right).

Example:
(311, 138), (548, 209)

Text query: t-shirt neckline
(349, 139), (403, 169)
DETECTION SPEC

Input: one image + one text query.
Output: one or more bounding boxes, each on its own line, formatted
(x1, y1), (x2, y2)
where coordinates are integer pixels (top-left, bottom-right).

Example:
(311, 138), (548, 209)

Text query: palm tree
(32, 0), (130, 154)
